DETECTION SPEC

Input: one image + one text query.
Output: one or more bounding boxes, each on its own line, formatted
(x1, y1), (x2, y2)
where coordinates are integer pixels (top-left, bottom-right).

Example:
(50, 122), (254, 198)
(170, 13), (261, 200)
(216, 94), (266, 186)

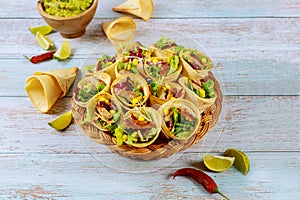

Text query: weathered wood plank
(2, 0), (300, 18)
(0, 96), (299, 154)
(1, 18), (300, 59)
(0, 152), (299, 199)
(1, 17), (300, 96)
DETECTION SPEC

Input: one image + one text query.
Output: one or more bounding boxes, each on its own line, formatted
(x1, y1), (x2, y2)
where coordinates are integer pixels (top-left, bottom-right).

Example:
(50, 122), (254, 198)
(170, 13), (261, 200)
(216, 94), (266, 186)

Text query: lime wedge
(224, 148), (250, 175)
(203, 155), (235, 172)
(36, 31), (54, 50)
(48, 110), (73, 131)
(54, 40), (71, 60)
(30, 25), (52, 35)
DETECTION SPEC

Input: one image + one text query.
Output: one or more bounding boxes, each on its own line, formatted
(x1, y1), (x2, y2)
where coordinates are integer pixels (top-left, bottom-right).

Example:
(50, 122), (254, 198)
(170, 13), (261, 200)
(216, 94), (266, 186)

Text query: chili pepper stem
(23, 55), (31, 61)
(216, 189), (230, 200)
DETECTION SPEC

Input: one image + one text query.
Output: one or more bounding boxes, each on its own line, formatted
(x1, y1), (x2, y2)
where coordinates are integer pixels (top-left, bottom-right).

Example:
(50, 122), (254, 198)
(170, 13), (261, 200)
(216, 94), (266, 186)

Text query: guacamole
(43, 0), (93, 17)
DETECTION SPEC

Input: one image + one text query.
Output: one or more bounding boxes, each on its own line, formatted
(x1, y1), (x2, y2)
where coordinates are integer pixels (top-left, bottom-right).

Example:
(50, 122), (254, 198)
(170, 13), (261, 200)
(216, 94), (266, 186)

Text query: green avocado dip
(43, 0), (93, 17)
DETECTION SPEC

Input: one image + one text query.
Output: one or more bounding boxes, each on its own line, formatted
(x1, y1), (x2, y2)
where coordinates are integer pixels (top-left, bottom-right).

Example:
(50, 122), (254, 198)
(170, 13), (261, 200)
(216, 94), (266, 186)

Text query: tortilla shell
(25, 67), (78, 113)
(179, 76), (217, 113)
(158, 99), (201, 140)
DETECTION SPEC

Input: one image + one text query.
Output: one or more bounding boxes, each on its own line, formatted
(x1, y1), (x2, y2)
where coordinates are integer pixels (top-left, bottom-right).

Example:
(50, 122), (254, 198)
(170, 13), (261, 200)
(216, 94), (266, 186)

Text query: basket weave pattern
(71, 71), (222, 160)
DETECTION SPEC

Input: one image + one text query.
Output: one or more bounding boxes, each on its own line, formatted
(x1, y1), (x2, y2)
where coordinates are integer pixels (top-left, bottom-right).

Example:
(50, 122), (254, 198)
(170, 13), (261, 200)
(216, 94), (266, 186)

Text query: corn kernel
(132, 98), (139, 105)
(132, 131), (137, 138)
(105, 99), (110, 104)
(136, 84), (142, 90)
(152, 57), (158, 64)
(127, 64), (132, 71)
(110, 109), (116, 114)
(200, 89), (206, 98)
(201, 57), (208, 64)
(122, 134), (128, 141)
(171, 97), (177, 100)
(132, 58), (139, 66)
(164, 108), (169, 115)
(99, 97), (106, 102)
(138, 116), (145, 121)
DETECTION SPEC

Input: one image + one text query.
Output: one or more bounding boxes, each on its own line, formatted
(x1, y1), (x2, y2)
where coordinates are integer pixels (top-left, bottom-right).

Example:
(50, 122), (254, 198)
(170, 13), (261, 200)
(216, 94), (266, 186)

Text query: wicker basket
(71, 71), (222, 160)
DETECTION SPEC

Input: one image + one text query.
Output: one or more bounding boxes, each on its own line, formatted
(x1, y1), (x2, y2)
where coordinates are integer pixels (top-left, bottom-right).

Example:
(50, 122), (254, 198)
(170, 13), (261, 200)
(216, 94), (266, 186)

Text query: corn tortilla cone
(34, 67), (79, 97)
(25, 67), (78, 113)
(149, 81), (186, 108)
(179, 76), (217, 113)
(73, 72), (112, 108)
(113, 0), (154, 21)
(84, 92), (123, 132)
(102, 16), (136, 45)
(120, 107), (162, 148)
(111, 74), (149, 110)
(158, 99), (201, 140)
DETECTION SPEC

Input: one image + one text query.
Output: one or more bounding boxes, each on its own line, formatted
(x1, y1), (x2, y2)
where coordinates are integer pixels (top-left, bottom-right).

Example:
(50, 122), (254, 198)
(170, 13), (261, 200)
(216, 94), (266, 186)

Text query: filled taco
(113, 107), (162, 148)
(179, 77), (216, 113)
(111, 74), (150, 110)
(83, 55), (117, 80)
(115, 55), (146, 78)
(116, 41), (153, 59)
(151, 37), (184, 57)
(180, 48), (214, 80)
(144, 55), (182, 82)
(148, 81), (185, 107)
(73, 72), (111, 114)
(84, 92), (123, 132)
(158, 99), (201, 140)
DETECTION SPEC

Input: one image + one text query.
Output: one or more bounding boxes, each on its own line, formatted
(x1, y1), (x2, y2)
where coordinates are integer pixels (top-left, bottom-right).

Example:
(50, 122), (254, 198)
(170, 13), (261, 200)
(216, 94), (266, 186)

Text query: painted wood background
(0, 0), (299, 199)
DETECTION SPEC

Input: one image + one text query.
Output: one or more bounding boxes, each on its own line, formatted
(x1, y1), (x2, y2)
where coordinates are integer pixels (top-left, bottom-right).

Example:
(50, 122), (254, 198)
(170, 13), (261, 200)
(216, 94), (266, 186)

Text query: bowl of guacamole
(37, 0), (98, 38)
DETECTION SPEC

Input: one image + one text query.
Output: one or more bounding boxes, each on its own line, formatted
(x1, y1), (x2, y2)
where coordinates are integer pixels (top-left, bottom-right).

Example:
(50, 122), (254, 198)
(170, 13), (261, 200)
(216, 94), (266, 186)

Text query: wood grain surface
(0, 0), (299, 199)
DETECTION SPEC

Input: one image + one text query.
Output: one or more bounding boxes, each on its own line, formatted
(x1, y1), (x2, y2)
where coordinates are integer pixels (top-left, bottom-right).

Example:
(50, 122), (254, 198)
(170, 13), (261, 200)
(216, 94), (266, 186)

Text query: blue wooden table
(0, 0), (299, 199)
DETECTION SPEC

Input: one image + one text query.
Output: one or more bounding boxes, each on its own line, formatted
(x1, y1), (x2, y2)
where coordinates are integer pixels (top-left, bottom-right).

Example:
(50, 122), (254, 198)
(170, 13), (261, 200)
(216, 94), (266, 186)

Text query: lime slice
(203, 155), (235, 172)
(54, 40), (71, 60)
(36, 31), (54, 50)
(30, 25), (52, 35)
(48, 110), (73, 131)
(224, 148), (250, 175)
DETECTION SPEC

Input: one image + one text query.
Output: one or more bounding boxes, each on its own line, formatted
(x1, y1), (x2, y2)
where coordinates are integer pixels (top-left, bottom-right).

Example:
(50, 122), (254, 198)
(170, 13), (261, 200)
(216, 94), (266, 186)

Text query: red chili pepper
(173, 168), (230, 200)
(24, 51), (55, 64)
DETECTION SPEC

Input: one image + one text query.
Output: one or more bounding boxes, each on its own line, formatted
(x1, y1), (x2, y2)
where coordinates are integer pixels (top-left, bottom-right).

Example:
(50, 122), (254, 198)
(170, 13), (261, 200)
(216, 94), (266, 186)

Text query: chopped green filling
(169, 107), (196, 139)
(149, 81), (161, 97)
(78, 81), (106, 102)
(167, 55), (179, 75)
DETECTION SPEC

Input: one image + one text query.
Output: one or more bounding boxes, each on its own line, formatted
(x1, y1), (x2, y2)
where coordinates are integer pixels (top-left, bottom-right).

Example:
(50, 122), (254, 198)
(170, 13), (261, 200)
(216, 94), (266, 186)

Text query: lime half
(36, 31), (54, 50)
(224, 148), (250, 175)
(30, 25), (52, 35)
(48, 110), (73, 131)
(203, 155), (235, 172)
(54, 40), (71, 60)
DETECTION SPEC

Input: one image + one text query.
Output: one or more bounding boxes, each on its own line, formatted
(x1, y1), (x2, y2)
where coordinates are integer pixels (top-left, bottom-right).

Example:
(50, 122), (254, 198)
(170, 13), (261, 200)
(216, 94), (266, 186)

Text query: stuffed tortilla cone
(84, 92), (123, 132)
(72, 72), (111, 114)
(144, 55), (182, 82)
(151, 37), (184, 57)
(180, 48), (214, 80)
(25, 67), (78, 113)
(148, 81), (185, 108)
(179, 77), (217, 113)
(158, 99), (201, 140)
(113, 107), (162, 148)
(111, 74), (150, 110)
(83, 55), (117, 80)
